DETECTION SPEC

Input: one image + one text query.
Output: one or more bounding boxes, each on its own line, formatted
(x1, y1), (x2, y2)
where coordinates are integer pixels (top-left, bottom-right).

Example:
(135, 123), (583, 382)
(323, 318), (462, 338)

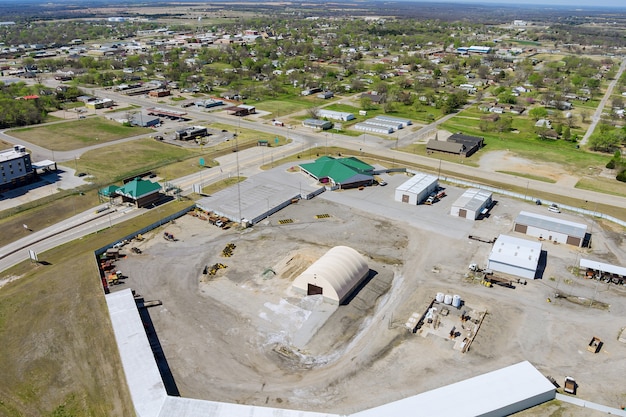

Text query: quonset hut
(292, 246), (369, 304)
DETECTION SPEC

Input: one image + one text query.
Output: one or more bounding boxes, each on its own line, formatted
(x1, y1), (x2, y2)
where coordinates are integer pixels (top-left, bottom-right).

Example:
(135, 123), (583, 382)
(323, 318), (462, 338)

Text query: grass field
(253, 96), (319, 117)
(74, 138), (198, 185)
(9, 118), (153, 152)
(0, 199), (192, 417)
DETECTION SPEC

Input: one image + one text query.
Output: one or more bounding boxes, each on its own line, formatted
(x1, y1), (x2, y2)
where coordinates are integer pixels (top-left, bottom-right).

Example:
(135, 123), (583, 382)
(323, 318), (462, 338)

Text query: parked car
(548, 204), (561, 213)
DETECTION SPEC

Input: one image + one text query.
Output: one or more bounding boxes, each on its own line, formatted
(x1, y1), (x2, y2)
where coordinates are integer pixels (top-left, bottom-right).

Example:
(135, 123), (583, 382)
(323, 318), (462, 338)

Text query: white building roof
(0, 147), (27, 162)
(452, 188), (492, 212)
(396, 173), (438, 194)
(580, 258), (626, 277)
(106, 289), (168, 417)
(516, 211), (587, 239)
(353, 361), (554, 417)
(489, 234), (542, 271)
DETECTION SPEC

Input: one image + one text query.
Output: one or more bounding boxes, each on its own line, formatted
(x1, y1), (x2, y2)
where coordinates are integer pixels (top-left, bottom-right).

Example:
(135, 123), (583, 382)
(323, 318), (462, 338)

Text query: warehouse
(353, 361), (555, 417)
(450, 188), (492, 220)
(487, 234), (542, 280)
(514, 211), (587, 247)
(292, 246), (369, 304)
(394, 172), (439, 205)
(353, 122), (393, 134)
(373, 115), (412, 127)
(317, 109), (355, 122)
(299, 156), (374, 189)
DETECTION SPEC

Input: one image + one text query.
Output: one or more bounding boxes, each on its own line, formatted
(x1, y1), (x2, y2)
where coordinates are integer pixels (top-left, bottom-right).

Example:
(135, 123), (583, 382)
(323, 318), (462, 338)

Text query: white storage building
(354, 122), (393, 134)
(514, 211), (587, 247)
(395, 172), (439, 205)
(487, 234), (542, 280)
(317, 109), (355, 121)
(373, 115), (412, 127)
(352, 361), (555, 417)
(450, 188), (492, 220)
(292, 246), (369, 304)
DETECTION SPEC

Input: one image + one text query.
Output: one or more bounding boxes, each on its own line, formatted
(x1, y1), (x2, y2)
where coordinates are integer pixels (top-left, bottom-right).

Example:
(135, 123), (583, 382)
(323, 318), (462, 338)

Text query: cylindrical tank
(452, 295), (462, 308)
(436, 292), (444, 303)
(444, 294), (452, 305)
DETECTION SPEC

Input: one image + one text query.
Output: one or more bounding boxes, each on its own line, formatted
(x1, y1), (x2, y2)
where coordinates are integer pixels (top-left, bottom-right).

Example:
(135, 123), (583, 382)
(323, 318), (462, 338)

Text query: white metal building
(394, 172), (439, 205)
(292, 246), (369, 304)
(373, 115), (412, 127)
(317, 109), (355, 121)
(514, 211), (587, 247)
(450, 188), (492, 220)
(354, 122), (393, 134)
(352, 361), (555, 417)
(487, 234), (542, 280)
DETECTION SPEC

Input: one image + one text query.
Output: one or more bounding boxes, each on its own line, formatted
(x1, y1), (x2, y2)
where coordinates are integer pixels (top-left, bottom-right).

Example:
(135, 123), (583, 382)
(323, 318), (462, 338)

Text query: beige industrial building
(514, 211), (587, 247)
(292, 246), (369, 304)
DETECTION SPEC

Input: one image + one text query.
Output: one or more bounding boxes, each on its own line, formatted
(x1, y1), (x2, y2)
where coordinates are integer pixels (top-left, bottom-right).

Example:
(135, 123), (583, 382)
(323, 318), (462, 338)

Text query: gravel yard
(112, 179), (626, 415)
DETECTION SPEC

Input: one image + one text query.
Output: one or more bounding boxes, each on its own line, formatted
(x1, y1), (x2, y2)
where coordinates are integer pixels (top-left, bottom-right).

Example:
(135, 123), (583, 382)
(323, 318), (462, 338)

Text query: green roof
(115, 178), (161, 200)
(99, 185), (120, 197)
(299, 156), (374, 185)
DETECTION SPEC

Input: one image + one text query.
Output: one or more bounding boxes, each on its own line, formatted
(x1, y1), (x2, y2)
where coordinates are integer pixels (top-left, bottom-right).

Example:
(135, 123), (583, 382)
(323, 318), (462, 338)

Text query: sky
(397, 0), (625, 7)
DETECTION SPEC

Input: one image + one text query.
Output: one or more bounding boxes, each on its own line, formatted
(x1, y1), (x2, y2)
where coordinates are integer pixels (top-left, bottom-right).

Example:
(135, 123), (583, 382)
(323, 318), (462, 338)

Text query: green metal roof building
(299, 156), (375, 189)
(115, 178), (162, 207)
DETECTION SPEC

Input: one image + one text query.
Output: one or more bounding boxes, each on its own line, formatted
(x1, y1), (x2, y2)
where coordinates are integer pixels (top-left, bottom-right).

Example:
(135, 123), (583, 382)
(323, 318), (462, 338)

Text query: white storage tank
(436, 292), (444, 303)
(452, 294), (462, 308)
(444, 294), (453, 305)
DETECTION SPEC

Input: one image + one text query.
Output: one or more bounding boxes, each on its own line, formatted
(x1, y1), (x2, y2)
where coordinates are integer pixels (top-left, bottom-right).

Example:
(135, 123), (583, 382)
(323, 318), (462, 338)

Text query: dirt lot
(111, 189), (626, 415)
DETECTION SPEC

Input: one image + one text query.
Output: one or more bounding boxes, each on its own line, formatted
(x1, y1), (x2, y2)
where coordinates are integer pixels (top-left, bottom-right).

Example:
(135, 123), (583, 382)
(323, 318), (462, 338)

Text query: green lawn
(75, 138), (198, 185)
(9, 118), (153, 151)
(254, 96), (319, 116)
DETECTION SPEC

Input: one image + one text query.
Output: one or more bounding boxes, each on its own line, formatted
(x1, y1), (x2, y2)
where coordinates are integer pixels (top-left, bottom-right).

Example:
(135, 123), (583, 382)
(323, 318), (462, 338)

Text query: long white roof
(352, 361), (554, 417)
(489, 234), (542, 270)
(580, 258), (626, 277)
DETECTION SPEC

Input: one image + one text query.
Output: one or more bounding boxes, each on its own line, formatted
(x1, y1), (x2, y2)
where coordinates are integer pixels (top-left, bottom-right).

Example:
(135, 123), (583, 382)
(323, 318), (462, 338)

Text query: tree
(529, 107), (548, 121)
(360, 96), (374, 110)
(588, 130), (623, 152)
(563, 126), (571, 141)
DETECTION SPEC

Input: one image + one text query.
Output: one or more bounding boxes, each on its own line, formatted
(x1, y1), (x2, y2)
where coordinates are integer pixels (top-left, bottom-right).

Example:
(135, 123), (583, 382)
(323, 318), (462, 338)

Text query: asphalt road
(580, 57), (626, 146)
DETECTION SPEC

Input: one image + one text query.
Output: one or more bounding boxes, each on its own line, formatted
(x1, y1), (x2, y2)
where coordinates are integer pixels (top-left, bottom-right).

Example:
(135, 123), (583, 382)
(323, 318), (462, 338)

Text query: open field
(74, 138), (198, 185)
(0, 199), (193, 417)
(9, 118), (153, 152)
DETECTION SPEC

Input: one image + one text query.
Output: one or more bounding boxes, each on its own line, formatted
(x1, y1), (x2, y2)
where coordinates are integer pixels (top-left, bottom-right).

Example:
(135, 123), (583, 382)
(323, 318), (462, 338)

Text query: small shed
(292, 246), (369, 304)
(395, 173), (439, 205)
(514, 211), (587, 247)
(450, 188), (492, 220)
(487, 234), (542, 280)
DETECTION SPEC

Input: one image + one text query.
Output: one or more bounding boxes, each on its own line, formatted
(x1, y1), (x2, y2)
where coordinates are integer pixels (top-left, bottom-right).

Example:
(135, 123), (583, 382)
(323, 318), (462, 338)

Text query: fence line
(440, 176), (626, 228)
